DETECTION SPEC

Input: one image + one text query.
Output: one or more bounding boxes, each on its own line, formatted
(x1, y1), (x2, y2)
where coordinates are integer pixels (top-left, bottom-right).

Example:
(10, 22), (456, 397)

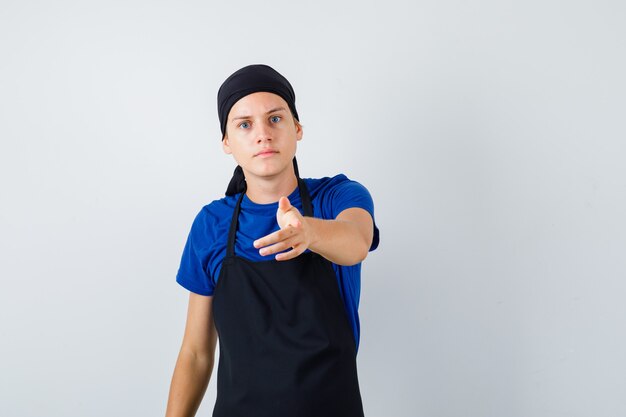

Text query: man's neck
(244, 170), (298, 204)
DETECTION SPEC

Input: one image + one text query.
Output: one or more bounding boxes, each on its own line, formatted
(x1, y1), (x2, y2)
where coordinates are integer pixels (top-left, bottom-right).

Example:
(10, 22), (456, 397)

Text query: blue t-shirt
(176, 173), (380, 351)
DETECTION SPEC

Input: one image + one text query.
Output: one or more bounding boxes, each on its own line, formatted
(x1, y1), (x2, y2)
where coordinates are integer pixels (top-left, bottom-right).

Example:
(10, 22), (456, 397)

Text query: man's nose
(255, 123), (272, 142)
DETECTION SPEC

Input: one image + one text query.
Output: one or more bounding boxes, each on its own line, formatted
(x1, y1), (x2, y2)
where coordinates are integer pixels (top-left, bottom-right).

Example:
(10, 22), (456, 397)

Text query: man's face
(223, 91), (303, 182)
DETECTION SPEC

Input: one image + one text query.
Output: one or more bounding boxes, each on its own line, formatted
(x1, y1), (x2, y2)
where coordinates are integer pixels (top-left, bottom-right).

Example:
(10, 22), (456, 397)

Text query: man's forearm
(165, 350), (214, 417)
(304, 216), (370, 266)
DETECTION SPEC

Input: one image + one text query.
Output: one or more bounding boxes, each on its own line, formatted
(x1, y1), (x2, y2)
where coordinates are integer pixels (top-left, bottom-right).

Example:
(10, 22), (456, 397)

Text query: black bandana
(217, 64), (299, 139)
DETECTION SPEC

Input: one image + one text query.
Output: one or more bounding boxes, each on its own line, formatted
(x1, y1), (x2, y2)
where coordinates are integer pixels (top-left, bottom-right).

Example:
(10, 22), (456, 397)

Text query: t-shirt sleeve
(325, 178), (380, 252)
(175, 209), (216, 296)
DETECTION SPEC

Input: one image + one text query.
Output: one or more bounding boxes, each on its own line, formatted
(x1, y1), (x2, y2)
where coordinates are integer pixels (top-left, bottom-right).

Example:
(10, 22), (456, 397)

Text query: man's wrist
(303, 216), (321, 251)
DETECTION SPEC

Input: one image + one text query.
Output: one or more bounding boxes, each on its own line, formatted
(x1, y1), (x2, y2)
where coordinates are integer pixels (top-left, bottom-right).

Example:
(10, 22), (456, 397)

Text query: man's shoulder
(304, 173), (373, 200)
(192, 194), (237, 225)
(304, 173), (351, 196)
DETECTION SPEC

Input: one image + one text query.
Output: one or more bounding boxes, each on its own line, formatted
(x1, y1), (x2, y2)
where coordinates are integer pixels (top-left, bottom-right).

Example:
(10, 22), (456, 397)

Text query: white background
(1, 1), (625, 416)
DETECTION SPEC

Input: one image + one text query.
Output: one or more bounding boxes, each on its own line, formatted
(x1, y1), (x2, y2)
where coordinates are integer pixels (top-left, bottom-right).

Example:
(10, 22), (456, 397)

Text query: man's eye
(239, 121), (250, 129)
(270, 116), (281, 123)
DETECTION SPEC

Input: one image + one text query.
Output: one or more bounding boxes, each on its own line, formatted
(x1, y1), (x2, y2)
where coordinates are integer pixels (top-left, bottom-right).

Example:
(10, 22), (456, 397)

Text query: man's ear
(295, 120), (303, 141)
(222, 135), (232, 154)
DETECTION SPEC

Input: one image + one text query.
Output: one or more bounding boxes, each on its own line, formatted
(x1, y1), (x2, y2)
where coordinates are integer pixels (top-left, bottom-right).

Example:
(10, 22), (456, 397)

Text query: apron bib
(211, 175), (365, 417)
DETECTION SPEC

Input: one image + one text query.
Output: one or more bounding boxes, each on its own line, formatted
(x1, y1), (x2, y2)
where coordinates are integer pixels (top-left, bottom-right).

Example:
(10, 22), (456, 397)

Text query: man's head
(217, 64), (303, 195)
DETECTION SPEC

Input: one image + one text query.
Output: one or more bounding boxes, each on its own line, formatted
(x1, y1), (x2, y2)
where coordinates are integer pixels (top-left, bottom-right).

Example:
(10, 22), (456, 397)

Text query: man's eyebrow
(266, 107), (288, 115)
(231, 107), (288, 122)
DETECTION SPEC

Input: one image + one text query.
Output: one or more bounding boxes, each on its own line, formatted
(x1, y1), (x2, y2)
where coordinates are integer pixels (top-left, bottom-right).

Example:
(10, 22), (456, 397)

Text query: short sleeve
(176, 210), (216, 296)
(325, 178), (380, 252)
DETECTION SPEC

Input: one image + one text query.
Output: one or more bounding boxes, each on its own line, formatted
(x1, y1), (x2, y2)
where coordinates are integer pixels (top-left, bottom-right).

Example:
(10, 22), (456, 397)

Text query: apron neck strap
(293, 157), (313, 217)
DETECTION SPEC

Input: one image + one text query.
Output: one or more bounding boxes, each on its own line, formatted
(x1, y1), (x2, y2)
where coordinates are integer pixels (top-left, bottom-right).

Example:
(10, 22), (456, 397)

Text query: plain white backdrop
(1, 1), (625, 416)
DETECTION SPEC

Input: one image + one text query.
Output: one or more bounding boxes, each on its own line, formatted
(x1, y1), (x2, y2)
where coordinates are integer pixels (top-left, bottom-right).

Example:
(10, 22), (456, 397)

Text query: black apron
(211, 175), (365, 417)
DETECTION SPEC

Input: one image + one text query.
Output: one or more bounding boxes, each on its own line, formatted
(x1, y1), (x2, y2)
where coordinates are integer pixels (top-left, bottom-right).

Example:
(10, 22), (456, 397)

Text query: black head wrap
(217, 64), (300, 196)
(218, 64), (299, 139)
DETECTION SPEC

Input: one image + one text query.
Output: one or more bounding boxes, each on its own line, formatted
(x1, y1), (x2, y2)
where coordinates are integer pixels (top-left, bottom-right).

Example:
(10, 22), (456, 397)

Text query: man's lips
(255, 149), (278, 156)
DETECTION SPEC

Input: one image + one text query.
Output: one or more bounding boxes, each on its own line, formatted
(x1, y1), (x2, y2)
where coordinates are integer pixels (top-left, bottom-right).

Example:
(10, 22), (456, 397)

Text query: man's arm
(165, 292), (218, 417)
(304, 207), (374, 266)
(253, 197), (375, 266)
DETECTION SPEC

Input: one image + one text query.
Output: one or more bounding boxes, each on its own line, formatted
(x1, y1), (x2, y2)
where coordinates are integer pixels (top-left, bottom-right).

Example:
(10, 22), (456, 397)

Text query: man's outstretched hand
(253, 196), (312, 261)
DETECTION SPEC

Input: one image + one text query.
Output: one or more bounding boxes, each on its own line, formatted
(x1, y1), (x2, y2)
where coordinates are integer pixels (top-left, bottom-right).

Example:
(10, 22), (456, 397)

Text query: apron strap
(226, 189), (246, 258)
(293, 157), (313, 217)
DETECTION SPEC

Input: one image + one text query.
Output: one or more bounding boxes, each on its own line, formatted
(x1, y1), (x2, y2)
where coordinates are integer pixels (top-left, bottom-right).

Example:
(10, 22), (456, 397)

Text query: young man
(166, 64), (380, 417)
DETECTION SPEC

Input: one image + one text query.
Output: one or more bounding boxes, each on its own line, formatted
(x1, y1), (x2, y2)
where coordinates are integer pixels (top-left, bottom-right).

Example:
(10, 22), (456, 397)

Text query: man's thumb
(279, 196), (291, 212)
